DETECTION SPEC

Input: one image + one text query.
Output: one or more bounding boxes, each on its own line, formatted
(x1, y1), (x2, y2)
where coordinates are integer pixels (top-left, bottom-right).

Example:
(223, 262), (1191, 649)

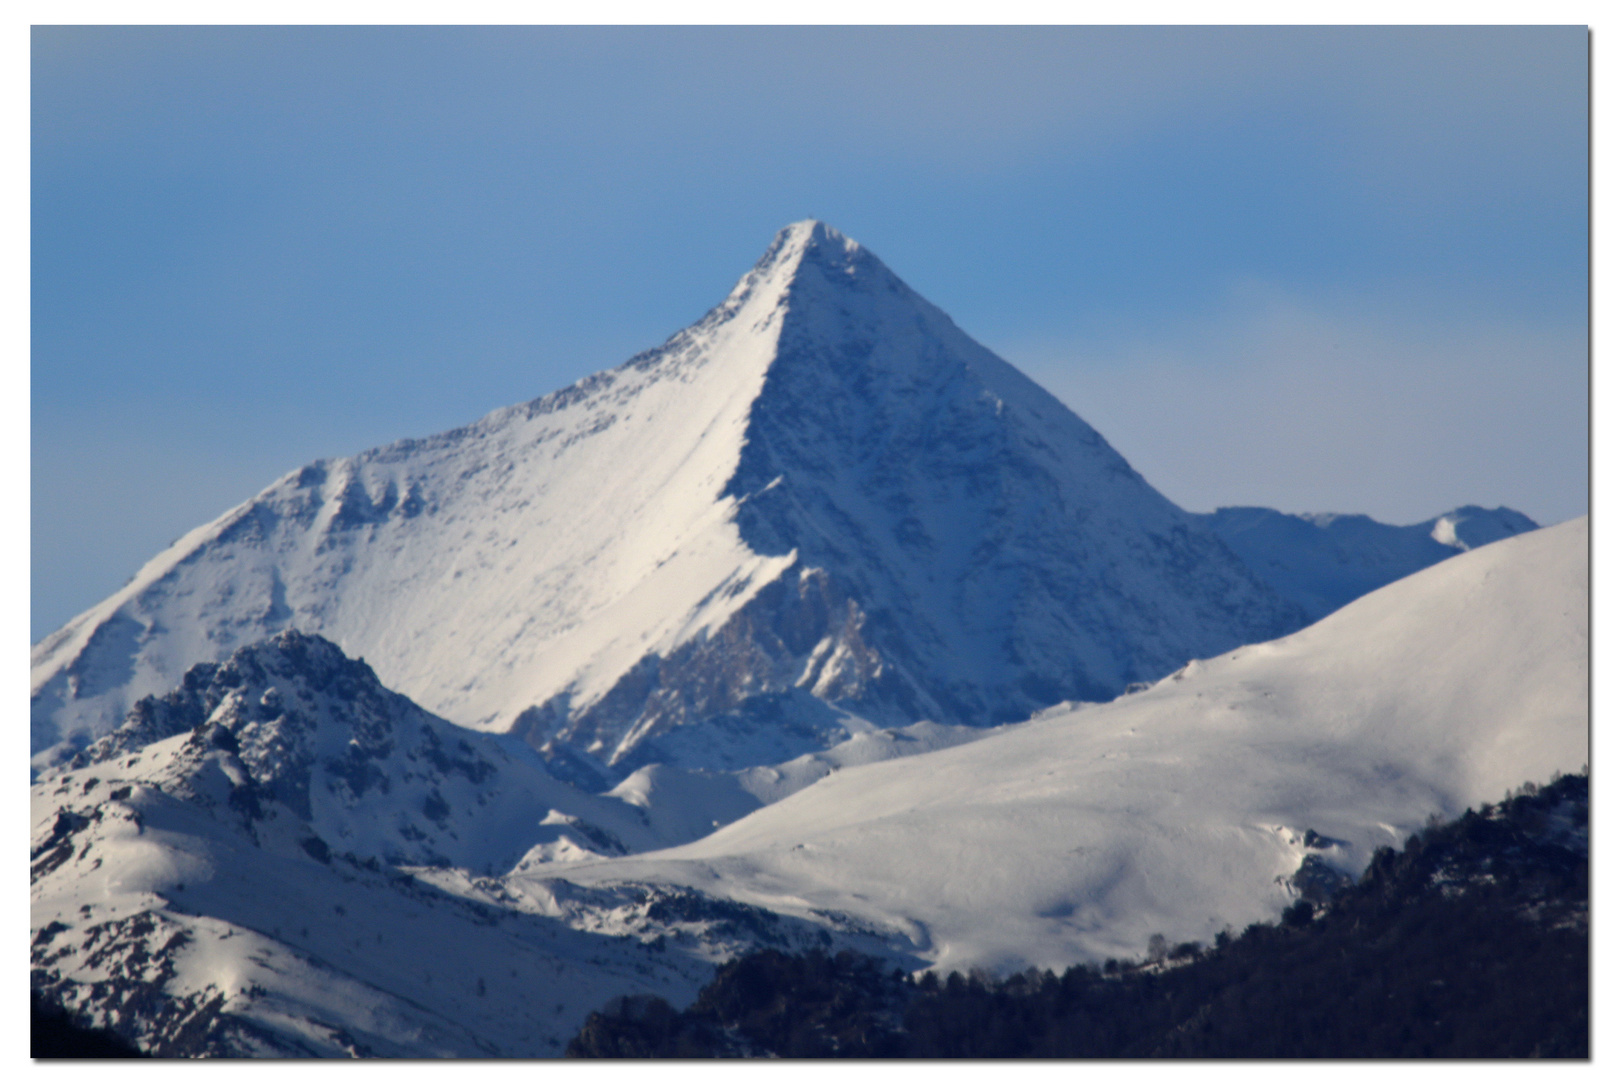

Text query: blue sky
(31, 25), (1589, 642)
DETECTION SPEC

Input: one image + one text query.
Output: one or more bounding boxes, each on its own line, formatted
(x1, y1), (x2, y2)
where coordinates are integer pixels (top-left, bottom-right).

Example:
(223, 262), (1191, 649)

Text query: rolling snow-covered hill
(31, 220), (1305, 777)
(521, 517), (1589, 975)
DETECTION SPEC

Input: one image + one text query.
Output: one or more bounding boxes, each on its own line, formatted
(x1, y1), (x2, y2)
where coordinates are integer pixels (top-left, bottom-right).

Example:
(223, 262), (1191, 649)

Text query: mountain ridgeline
(1199, 504), (1539, 621)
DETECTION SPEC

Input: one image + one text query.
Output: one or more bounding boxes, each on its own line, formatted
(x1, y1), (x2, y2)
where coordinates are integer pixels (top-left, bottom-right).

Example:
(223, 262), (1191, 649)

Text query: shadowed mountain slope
(1199, 504), (1540, 621)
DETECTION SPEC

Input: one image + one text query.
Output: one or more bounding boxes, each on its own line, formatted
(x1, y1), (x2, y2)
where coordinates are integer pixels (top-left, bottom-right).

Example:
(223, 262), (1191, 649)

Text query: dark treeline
(569, 772), (1588, 1059)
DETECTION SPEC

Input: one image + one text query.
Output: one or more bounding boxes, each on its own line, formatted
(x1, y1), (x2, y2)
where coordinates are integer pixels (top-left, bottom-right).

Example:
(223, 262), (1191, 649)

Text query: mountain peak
(32, 221), (1305, 777)
(721, 220), (897, 314)
(772, 219), (857, 263)
(780, 217), (849, 246)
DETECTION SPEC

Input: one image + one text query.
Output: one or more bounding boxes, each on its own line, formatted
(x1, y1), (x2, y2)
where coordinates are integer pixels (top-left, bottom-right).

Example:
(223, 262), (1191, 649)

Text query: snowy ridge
(32, 221), (1303, 776)
(1199, 504), (1541, 620)
(31, 227), (807, 768)
(523, 518), (1588, 975)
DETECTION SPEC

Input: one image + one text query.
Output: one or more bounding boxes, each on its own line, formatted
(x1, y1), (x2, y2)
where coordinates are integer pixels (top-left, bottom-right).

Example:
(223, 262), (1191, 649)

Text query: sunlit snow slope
(525, 518), (1588, 975)
(32, 221), (1301, 776)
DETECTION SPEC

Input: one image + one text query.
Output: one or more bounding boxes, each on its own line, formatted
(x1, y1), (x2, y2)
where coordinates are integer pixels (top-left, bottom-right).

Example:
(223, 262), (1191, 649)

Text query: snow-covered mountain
(31, 517), (1586, 1056)
(40, 628), (913, 875)
(522, 517), (1588, 975)
(1197, 504), (1540, 621)
(49, 630), (643, 874)
(29, 630), (917, 1056)
(31, 220), (1304, 777)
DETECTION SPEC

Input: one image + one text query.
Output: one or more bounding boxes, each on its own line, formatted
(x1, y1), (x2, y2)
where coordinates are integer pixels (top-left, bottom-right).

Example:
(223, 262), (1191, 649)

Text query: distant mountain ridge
(1197, 504), (1540, 621)
(32, 221), (1306, 778)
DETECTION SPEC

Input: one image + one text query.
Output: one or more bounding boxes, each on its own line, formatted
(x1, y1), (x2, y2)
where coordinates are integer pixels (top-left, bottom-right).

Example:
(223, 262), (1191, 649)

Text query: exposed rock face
(32, 221), (1305, 779)
(516, 566), (903, 779)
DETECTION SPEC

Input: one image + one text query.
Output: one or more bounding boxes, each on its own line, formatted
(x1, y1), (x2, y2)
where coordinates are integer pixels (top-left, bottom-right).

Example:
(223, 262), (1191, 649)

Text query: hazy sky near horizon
(32, 25), (1589, 642)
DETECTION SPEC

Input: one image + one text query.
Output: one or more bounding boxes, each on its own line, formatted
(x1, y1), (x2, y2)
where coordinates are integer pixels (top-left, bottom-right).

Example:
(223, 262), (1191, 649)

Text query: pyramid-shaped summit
(32, 221), (1305, 778)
